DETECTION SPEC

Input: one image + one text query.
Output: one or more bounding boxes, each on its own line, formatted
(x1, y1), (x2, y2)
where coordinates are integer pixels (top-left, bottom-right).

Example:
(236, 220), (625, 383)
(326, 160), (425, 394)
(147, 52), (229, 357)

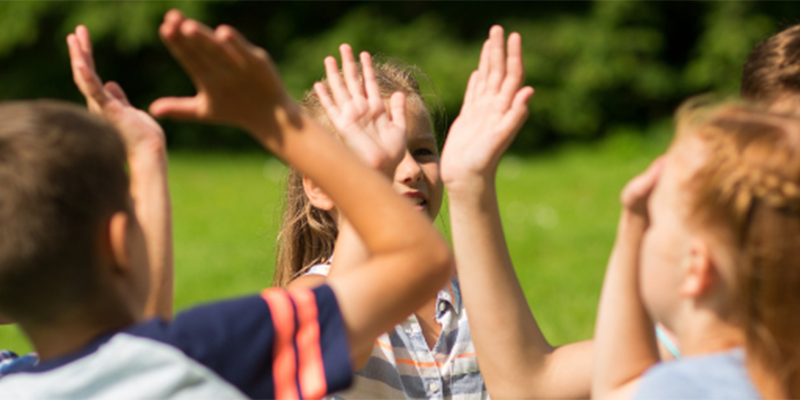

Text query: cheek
(423, 162), (444, 218)
(639, 227), (681, 323)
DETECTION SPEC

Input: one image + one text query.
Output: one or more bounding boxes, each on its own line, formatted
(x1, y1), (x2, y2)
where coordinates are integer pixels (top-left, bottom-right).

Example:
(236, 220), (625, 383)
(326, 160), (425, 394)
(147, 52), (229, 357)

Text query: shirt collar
(436, 276), (462, 315)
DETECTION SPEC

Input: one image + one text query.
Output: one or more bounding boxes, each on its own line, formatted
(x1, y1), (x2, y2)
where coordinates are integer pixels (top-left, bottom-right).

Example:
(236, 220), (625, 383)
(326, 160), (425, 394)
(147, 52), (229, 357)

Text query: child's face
(639, 137), (706, 328)
(392, 105), (443, 221)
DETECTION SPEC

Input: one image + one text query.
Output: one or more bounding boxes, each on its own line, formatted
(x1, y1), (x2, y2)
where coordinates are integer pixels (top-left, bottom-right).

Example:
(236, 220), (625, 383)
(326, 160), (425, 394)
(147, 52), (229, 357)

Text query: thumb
(149, 96), (202, 120)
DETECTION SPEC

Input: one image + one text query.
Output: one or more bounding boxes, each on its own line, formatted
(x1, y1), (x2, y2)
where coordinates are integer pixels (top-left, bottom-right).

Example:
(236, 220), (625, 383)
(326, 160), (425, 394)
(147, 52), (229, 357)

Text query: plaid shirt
(0, 350), (38, 378)
(306, 265), (488, 400)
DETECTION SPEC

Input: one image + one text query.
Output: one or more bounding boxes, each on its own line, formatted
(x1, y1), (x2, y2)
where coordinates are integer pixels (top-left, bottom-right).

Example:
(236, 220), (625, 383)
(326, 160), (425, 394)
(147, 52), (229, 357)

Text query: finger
(314, 82), (340, 118)
(215, 24), (269, 66)
(75, 25), (95, 71)
(463, 70), (480, 105)
(159, 14), (216, 84)
(340, 44), (365, 99)
(475, 40), (490, 95)
(149, 96), (201, 120)
(622, 156), (665, 204)
(67, 34), (106, 107)
(386, 91), (407, 150)
(499, 32), (524, 105)
(361, 51), (385, 113)
(105, 81), (131, 107)
(179, 20), (235, 72)
(486, 25), (506, 93)
(499, 86), (533, 134)
(324, 55), (351, 106)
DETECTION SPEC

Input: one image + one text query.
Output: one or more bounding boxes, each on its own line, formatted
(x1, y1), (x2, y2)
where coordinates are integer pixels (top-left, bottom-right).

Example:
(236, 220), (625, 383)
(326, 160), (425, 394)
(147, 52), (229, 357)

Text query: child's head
(741, 24), (800, 113)
(274, 60), (442, 287)
(641, 101), (800, 397)
(0, 100), (149, 328)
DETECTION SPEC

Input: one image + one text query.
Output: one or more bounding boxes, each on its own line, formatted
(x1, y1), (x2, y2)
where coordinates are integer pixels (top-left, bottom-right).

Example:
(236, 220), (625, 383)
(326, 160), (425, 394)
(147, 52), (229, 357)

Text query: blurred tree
(0, 1), (794, 151)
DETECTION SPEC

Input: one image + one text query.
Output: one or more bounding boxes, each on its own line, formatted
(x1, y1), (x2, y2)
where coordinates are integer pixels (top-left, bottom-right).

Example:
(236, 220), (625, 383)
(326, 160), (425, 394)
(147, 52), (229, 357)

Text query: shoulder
(635, 350), (760, 400)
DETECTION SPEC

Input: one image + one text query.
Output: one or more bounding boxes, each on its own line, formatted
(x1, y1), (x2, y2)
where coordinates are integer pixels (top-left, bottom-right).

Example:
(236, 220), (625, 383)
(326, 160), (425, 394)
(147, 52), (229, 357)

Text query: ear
(679, 239), (715, 298)
(302, 175), (335, 211)
(108, 211), (131, 274)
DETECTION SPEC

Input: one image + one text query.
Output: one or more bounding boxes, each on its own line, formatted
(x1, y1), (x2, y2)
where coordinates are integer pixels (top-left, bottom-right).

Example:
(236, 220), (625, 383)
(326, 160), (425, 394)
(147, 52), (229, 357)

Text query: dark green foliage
(0, 1), (792, 151)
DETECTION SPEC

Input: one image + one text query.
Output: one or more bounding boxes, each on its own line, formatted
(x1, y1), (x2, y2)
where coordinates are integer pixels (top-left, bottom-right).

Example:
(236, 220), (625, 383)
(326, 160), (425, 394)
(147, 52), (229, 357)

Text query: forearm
(592, 211), (659, 399)
(448, 176), (579, 398)
(128, 147), (173, 320)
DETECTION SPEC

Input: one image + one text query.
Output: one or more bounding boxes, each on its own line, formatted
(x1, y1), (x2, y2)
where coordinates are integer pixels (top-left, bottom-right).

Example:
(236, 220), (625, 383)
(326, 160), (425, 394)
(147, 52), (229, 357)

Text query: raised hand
(67, 25), (165, 158)
(68, 24), (173, 320)
(620, 157), (664, 221)
(149, 10), (297, 143)
(440, 25), (534, 191)
(314, 44), (406, 176)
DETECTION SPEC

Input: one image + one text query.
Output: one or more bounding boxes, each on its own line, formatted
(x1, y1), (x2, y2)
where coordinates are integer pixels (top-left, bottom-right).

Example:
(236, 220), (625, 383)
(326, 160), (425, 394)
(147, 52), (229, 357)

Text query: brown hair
(741, 24), (800, 103)
(676, 101), (800, 398)
(0, 100), (130, 324)
(273, 60), (433, 287)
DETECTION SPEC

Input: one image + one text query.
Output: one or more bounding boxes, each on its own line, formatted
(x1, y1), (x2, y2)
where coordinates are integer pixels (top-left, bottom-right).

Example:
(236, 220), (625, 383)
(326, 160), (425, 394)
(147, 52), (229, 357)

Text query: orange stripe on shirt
(262, 288), (300, 400)
(289, 288), (327, 399)
(374, 340), (393, 351)
(395, 352), (476, 368)
(395, 358), (442, 368)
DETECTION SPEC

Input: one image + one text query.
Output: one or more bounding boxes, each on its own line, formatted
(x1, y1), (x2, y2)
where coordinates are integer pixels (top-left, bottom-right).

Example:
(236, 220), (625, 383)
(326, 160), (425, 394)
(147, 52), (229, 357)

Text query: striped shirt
(0, 285), (352, 399)
(308, 264), (488, 400)
(0, 350), (38, 378)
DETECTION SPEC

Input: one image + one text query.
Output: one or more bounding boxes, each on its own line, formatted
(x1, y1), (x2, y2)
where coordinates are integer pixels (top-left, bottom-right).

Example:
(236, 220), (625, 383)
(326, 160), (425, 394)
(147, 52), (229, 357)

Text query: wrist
(443, 171), (497, 200)
(248, 101), (303, 151)
(128, 145), (168, 176)
(617, 209), (648, 238)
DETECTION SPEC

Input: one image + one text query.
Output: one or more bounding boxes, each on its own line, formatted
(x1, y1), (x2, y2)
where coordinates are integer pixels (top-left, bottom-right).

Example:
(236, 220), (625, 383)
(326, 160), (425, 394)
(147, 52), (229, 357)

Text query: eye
(412, 147), (438, 159)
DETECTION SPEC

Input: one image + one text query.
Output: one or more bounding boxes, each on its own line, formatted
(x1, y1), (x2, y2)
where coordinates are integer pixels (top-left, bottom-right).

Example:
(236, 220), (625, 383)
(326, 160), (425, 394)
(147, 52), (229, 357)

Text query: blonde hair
(272, 60), (434, 287)
(675, 100), (800, 398)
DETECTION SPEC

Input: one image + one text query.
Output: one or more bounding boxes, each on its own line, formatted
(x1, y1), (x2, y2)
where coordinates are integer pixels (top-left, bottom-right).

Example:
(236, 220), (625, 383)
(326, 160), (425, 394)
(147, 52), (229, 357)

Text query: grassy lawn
(0, 130), (670, 354)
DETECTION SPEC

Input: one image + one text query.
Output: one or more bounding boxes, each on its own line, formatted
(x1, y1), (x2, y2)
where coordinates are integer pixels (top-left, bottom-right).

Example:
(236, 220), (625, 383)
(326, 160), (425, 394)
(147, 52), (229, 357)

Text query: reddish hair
(676, 101), (800, 398)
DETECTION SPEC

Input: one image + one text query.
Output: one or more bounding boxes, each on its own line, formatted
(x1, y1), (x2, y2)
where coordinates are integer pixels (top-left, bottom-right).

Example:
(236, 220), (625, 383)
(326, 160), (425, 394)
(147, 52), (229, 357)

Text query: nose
(395, 151), (423, 184)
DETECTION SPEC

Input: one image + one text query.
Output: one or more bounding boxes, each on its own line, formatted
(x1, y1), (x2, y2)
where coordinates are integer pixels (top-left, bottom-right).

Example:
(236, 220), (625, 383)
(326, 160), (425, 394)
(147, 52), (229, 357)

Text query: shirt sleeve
(126, 284), (352, 399)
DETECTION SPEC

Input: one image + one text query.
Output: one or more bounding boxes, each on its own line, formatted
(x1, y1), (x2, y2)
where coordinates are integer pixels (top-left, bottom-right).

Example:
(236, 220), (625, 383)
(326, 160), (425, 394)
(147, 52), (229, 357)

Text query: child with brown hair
(742, 23), (800, 112)
(0, 10), (452, 398)
(0, 23), (174, 379)
(592, 100), (800, 399)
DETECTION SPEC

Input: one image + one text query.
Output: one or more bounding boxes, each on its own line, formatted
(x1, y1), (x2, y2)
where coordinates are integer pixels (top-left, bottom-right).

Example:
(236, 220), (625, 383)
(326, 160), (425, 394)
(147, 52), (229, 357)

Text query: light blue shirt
(635, 349), (760, 399)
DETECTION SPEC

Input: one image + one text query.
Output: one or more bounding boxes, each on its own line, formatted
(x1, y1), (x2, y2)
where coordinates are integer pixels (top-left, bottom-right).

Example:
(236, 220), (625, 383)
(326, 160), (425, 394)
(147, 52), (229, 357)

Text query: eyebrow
(408, 134), (437, 146)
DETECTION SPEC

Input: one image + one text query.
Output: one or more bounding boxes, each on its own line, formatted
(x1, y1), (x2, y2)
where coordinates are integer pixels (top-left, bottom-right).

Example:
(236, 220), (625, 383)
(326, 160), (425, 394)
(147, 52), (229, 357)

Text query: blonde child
(593, 101), (800, 399)
(278, 44), (485, 398)
(0, 11), (452, 398)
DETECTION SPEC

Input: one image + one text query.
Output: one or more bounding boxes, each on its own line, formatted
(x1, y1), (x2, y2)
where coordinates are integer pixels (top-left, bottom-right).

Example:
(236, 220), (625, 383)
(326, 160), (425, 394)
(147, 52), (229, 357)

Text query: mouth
(403, 192), (428, 211)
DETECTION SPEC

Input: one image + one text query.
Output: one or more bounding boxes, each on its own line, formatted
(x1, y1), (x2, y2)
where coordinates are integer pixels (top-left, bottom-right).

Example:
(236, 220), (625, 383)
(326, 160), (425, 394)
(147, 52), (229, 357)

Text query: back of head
(741, 24), (800, 108)
(0, 100), (129, 325)
(675, 101), (800, 398)
(273, 60), (432, 287)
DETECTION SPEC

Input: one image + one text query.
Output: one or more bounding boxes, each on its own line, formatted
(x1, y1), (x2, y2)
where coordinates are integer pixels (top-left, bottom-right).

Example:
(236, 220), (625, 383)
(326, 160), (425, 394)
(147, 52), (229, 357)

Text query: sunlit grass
(0, 131), (670, 354)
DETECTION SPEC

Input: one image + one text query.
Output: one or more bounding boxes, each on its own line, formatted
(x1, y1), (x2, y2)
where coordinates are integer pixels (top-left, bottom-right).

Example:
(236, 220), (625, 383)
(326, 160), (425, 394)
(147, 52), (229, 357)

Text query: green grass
(0, 130), (670, 354)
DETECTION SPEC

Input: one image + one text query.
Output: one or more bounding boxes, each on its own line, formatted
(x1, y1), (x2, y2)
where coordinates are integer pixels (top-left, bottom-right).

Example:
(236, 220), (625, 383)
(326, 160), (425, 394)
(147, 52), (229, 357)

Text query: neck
(672, 308), (744, 356)
(415, 296), (441, 350)
(21, 308), (134, 361)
